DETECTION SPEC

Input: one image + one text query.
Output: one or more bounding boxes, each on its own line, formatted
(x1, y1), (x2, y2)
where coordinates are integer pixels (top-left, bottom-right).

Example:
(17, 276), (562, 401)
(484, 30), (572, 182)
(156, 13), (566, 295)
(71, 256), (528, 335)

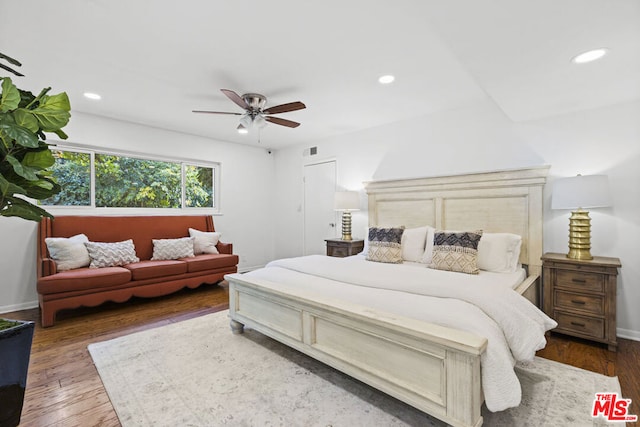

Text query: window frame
(40, 143), (221, 215)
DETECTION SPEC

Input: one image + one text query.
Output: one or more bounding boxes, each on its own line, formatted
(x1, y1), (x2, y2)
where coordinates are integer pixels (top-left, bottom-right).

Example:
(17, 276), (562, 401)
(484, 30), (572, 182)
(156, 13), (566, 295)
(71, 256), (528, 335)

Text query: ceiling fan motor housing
(242, 93), (267, 111)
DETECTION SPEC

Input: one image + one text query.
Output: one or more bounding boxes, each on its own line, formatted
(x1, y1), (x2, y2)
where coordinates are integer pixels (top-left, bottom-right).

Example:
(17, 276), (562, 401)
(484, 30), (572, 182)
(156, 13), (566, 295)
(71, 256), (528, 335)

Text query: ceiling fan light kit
(193, 89), (306, 134)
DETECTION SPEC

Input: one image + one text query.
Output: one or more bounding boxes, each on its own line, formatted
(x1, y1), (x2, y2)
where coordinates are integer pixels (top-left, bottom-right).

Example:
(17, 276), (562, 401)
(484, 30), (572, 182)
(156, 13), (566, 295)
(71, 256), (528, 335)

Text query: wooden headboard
(364, 166), (549, 277)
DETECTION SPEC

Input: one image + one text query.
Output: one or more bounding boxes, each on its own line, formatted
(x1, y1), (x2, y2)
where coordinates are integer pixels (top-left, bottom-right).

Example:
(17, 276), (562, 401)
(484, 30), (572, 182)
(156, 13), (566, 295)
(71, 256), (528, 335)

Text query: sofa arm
(217, 242), (233, 254)
(41, 258), (58, 277)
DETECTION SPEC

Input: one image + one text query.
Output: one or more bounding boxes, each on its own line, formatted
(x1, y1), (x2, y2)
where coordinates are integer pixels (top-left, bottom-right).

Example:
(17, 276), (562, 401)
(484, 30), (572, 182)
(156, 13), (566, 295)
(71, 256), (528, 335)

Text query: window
(42, 150), (91, 206)
(42, 147), (218, 210)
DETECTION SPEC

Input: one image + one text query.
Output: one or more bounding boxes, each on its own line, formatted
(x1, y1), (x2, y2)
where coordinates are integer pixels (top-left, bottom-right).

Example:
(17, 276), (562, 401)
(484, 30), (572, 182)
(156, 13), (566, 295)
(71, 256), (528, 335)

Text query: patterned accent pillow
(45, 233), (91, 271)
(85, 239), (140, 268)
(189, 228), (220, 255)
(429, 230), (483, 274)
(151, 237), (195, 260)
(366, 227), (405, 264)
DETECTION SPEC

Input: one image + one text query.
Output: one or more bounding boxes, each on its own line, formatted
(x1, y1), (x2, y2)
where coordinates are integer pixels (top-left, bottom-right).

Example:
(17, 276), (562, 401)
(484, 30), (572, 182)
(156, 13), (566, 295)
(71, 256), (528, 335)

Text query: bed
(225, 166), (554, 427)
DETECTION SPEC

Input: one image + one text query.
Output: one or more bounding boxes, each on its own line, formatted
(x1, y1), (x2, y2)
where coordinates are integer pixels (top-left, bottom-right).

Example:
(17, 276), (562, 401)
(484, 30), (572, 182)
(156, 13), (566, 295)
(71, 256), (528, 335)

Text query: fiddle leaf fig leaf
(0, 77), (20, 112)
(6, 154), (38, 181)
(0, 172), (27, 197)
(31, 92), (71, 132)
(1, 197), (54, 220)
(0, 122), (39, 148)
(23, 149), (56, 170)
(12, 109), (39, 132)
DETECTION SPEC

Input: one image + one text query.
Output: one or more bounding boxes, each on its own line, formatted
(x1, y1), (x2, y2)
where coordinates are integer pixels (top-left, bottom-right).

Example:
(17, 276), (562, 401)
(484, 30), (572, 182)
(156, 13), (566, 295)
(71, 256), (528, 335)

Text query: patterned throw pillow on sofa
(85, 239), (140, 268)
(151, 237), (195, 260)
(429, 230), (483, 274)
(366, 226), (405, 264)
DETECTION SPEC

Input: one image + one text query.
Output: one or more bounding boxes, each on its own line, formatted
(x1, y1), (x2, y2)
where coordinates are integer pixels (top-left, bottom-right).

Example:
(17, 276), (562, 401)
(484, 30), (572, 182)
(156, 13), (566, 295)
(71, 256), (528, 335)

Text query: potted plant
(0, 319), (35, 427)
(0, 52), (71, 426)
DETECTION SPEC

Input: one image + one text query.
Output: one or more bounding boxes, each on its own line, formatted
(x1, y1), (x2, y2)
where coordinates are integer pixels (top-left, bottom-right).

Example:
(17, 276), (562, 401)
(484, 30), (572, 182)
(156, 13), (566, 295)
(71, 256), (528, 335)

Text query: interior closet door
(303, 160), (337, 255)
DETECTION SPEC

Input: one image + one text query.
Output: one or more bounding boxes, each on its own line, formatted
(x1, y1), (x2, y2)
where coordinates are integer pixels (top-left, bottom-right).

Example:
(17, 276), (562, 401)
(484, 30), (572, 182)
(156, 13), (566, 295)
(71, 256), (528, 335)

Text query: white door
(303, 161), (337, 255)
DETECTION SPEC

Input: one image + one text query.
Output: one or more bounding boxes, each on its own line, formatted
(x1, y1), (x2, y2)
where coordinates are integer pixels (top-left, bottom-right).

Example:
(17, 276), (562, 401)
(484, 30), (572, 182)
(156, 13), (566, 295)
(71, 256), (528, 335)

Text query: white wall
(0, 112), (276, 313)
(273, 99), (640, 339)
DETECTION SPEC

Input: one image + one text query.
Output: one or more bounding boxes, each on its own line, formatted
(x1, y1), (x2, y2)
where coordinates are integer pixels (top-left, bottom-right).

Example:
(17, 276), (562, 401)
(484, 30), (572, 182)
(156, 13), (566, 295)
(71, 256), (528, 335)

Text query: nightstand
(541, 252), (621, 351)
(325, 239), (364, 258)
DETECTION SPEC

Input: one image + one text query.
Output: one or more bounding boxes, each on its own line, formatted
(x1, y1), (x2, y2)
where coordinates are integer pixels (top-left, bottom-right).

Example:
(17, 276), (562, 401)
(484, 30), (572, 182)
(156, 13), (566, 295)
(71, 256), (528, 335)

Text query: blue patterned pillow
(429, 230), (483, 274)
(366, 227), (405, 263)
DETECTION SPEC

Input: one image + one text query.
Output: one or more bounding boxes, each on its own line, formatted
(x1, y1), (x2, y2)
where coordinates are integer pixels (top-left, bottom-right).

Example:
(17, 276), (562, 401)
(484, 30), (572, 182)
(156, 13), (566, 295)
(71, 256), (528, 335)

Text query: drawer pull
(572, 279), (587, 284)
(570, 321), (586, 327)
(571, 300), (586, 305)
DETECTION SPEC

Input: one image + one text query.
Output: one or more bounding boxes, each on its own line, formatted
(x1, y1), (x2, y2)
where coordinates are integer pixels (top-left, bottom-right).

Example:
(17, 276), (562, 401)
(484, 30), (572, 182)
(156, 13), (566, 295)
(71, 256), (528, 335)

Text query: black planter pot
(0, 320), (35, 427)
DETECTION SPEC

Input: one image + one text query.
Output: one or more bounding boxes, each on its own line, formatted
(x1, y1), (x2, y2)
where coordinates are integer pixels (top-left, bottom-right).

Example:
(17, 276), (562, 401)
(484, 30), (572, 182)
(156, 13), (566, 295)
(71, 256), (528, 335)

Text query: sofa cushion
(124, 260), (188, 281)
(180, 254), (239, 273)
(37, 267), (131, 294)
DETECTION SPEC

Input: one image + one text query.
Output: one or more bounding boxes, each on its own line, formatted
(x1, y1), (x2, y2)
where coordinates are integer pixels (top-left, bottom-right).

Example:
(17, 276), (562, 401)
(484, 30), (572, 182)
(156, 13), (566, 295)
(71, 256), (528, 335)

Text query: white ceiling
(1, 0), (639, 149)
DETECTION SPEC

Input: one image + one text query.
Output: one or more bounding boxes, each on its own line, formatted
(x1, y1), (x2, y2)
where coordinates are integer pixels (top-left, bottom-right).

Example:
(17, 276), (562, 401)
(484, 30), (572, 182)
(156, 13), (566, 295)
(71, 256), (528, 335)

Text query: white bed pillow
(151, 237), (195, 260)
(189, 228), (221, 254)
(45, 233), (91, 271)
(401, 226), (428, 262)
(419, 226), (436, 264)
(477, 233), (522, 273)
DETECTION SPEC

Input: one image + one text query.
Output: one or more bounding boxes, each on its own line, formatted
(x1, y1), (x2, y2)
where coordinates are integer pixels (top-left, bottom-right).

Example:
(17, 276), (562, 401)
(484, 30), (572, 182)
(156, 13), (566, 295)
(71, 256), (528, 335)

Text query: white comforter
(246, 255), (557, 412)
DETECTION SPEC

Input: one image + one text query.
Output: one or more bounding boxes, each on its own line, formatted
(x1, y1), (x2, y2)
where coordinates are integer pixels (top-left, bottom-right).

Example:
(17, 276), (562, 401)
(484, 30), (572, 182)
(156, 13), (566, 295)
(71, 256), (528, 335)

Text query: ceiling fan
(193, 89), (306, 133)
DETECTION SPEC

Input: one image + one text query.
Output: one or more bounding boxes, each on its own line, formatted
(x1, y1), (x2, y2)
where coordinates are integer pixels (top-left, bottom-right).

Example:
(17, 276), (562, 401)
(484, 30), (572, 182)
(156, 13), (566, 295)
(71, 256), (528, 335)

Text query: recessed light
(83, 92), (102, 100)
(378, 75), (395, 84)
(571, 48), (608, 64)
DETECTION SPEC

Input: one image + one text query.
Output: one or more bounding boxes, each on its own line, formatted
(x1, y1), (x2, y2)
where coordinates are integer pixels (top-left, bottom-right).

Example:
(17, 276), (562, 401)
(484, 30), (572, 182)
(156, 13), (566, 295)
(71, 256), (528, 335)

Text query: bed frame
(225, 166), (549, 427)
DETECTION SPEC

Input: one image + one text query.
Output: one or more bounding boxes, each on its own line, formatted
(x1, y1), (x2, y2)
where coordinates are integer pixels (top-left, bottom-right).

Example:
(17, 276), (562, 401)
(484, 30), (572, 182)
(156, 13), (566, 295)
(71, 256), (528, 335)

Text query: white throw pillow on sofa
(151, 237), (195, 260)
(45, 233), (91, 271)
(189, 228), (221, 254)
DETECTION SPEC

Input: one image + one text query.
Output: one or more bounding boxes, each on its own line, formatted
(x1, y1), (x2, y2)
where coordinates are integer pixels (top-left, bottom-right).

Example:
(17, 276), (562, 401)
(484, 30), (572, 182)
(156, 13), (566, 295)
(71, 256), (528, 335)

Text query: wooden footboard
(226, 273), (487, 427)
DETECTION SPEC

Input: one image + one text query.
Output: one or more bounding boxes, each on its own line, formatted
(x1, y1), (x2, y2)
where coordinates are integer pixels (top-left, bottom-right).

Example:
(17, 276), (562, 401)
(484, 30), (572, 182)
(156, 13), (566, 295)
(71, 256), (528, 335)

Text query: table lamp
(334, 191), (360, 241)
(551, 174), (612, 260)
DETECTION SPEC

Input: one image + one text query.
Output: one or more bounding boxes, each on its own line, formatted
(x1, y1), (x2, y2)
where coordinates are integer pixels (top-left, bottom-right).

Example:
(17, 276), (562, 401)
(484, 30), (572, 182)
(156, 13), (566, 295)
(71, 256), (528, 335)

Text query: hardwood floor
(4, 283), (639, 426)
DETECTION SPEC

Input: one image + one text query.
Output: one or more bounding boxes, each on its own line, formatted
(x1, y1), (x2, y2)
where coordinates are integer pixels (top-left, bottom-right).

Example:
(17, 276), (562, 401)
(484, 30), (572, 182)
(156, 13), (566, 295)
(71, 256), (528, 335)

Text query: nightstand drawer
(556, 270), (604, 293)
(329, 246), (350, 257)
(555, 312), (604, 339)
(554, 290), (604, 315)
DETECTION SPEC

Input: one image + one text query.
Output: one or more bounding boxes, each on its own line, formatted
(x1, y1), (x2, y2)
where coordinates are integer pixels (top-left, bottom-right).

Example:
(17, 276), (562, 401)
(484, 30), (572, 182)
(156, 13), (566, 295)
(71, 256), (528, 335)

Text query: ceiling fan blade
(221, 89), (249, 110)
(192, 110), (242, 115)
(265, 116), (301, 128)
(263, 101), (306, 115)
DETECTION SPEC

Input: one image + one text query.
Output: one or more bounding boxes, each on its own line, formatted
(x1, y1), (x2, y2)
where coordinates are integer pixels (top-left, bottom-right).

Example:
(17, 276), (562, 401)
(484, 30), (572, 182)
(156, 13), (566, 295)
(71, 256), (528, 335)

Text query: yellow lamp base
(341, 211), (353, 241)
(566, 209), (593, 260)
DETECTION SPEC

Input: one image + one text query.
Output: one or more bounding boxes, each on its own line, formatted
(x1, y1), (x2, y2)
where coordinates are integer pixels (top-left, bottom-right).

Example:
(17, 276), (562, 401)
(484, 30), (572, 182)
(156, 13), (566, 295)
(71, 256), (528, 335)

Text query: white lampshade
(551, 175), (612, 210)
(334, 191), (360, 211)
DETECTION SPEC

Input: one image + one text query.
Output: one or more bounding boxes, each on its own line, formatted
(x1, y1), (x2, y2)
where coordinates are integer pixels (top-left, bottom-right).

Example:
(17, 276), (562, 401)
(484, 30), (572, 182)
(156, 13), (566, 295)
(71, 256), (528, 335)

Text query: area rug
(88, 310), (622, 426)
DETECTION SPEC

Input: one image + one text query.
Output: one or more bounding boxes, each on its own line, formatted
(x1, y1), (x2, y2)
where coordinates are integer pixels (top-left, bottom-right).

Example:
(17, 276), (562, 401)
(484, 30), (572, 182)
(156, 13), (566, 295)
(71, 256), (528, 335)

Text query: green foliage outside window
(185, 165), (213, 208)
(96, 154), (182, 208)
(42, 149), (216, 209)
(42, 150), (90, 205)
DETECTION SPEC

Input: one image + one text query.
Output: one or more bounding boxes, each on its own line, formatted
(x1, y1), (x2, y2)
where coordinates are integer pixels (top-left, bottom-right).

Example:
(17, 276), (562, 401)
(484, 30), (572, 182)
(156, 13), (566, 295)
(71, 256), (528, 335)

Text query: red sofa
(37, 215), (238, 327)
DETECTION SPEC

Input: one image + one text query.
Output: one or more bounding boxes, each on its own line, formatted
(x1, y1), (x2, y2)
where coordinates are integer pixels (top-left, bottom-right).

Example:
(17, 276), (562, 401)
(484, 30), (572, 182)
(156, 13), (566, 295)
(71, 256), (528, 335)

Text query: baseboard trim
(0, 300), (39, 316)
(617, 327), (640, 342)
